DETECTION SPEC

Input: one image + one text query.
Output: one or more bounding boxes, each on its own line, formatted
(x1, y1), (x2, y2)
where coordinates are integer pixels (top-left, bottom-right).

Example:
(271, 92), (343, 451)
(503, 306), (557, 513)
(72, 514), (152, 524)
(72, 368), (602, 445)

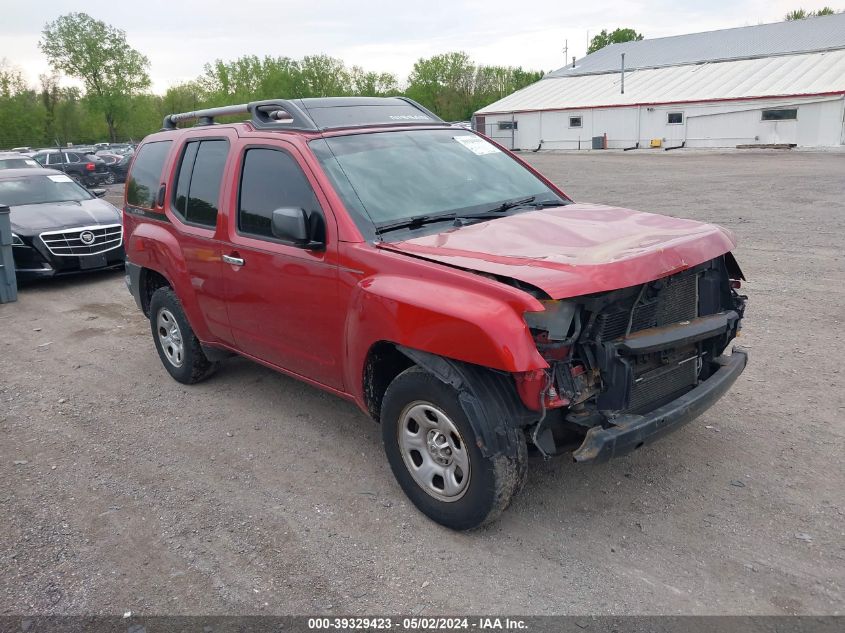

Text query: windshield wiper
(490, 196), (536, 213)
(374, 213), (457, 235)
(456, 198), (567, 222)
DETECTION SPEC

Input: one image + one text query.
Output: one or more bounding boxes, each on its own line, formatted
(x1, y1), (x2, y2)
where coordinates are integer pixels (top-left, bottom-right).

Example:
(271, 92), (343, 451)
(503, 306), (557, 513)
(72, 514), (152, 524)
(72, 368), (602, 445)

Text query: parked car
(123, 97), (748, 530)
(94, 151), (131, 183)
(107, 143), (135, 155)
(2, 168), (124, 281)
(0, 152), (42, 170)
(30, 149), (110, 187)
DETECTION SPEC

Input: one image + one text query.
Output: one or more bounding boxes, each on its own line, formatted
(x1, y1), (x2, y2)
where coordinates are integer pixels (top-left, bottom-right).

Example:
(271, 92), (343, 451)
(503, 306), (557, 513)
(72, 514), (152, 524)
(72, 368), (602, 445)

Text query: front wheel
(381, 366), (526, 530)
(148, 287), (217, 384)
(104, 172), (116, 185)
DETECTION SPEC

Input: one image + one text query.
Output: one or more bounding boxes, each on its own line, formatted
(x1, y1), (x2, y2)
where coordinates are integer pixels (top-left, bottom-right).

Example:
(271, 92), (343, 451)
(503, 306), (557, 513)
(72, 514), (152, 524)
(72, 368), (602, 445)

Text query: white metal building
(474, 13), (845, 149)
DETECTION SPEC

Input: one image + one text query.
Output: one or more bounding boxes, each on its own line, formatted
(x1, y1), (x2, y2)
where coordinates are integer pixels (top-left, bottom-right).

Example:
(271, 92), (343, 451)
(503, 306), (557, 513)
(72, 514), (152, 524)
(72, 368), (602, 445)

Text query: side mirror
(271, 207), (311, 246)
(91, 188), (107, 198)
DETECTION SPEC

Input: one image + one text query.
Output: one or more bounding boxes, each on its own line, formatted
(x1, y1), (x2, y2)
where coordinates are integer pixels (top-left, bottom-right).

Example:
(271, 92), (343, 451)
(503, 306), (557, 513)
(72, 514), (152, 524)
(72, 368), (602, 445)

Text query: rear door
(219, 139), (344, 389)
(163, 132), (237, 345)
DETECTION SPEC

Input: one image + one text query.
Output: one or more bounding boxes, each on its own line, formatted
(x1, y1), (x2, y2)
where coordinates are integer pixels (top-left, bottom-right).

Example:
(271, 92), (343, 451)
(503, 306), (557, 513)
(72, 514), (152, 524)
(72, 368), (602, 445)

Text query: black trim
(125, 261), (143, 310)
(572, 349), (748, 463)
(616, 311), (739, 354)
(396, 346), (538, 458)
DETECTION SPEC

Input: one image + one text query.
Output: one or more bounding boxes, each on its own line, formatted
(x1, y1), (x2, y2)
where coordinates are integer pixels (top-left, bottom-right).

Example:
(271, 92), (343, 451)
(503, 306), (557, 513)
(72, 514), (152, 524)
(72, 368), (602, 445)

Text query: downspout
(636, 105), (641, 147)
(511, 112), (515, 149)
(538, 110), (543, 150)
(837, 94), (845, 145)
(621, 53), (625, 94)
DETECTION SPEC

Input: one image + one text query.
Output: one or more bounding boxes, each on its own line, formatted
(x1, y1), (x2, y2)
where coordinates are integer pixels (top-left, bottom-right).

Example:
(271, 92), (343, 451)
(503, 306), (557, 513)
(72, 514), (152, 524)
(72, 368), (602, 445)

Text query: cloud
(1, 0), (838, 92)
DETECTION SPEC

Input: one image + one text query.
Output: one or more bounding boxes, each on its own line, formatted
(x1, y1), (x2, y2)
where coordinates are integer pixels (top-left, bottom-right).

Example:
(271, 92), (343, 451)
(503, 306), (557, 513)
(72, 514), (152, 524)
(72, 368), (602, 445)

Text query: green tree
(406, 52), (477, 121)
(39, 12), (151, 141)
(299, 55), (351, 97)
(587, 28), (644, 54)
(406, 52), (544, 120)
(350, 67), (399, 97)
(0, 61), (47, 148)
(785, 7), (837, 19)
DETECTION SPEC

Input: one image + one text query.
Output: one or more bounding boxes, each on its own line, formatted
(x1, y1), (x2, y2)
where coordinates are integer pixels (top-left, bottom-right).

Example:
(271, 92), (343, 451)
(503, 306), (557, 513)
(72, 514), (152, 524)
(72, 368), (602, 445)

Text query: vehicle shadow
(192, 351), (727, 536)
(14, 267), (125, 295)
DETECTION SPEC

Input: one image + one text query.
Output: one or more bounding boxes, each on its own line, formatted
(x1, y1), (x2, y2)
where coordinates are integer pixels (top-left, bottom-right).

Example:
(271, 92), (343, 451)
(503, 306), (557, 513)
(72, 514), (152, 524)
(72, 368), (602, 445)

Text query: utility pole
(562, 39), (568, 64)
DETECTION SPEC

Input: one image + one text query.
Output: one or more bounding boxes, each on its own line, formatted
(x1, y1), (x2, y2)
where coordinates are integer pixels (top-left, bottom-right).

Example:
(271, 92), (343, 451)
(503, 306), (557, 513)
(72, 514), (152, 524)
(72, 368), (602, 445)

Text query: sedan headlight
(11, 233), (25, 247)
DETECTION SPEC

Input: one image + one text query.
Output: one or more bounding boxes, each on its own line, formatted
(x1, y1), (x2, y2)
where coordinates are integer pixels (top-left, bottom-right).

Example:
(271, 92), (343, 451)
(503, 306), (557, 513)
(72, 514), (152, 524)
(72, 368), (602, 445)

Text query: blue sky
(0, 0), (839, 92)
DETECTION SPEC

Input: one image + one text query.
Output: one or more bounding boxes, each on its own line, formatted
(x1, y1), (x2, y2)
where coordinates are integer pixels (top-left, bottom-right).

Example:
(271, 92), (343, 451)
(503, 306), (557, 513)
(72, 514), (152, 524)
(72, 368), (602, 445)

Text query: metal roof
(477, 48), (845, 114)
(549, 12), (845, 78)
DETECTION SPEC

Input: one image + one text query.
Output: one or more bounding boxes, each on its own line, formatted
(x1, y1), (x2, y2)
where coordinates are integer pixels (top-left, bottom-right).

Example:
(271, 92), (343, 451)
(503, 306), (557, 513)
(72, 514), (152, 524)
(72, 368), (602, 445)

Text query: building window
(762, 109), (797, 121)
(569, 116), (582, 128)
(498, 121), (517, 130)
(667, 112), (684, 125)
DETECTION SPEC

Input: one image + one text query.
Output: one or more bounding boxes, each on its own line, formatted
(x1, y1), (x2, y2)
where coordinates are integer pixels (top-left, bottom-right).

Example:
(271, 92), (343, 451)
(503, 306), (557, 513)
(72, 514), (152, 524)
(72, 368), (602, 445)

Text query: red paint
(124, 121), (739, 415)
(380, 203), (736, 299)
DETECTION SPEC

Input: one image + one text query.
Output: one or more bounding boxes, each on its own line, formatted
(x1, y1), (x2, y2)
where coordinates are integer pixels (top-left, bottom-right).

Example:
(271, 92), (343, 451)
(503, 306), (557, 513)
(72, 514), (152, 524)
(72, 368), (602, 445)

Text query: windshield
(311, 130), (566, 235)
(0, 157), (40, 170)
(0, 174), (93, 206)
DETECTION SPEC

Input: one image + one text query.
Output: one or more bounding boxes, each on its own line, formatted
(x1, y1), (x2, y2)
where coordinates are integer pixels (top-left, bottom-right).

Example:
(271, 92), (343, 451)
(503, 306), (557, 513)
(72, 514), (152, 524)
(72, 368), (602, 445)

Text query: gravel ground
(1, 150), (843, 616)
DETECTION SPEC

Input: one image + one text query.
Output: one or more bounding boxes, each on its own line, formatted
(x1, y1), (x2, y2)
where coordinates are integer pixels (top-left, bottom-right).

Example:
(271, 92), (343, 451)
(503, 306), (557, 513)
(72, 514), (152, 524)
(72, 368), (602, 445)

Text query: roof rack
(162, 99), (318, 131)
(161, 97), (444, 132)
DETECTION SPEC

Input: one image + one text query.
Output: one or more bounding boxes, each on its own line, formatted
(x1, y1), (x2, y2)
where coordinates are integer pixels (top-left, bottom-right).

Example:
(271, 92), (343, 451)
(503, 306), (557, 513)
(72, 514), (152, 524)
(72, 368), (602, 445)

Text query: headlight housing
(11, 233), (25, 247)
(524, 300), (580, 341)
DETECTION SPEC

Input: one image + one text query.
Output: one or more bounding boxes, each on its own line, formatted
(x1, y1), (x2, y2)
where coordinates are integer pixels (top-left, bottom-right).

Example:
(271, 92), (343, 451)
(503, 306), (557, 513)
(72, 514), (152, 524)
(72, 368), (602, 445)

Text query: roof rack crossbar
(161, 99), (319, 131)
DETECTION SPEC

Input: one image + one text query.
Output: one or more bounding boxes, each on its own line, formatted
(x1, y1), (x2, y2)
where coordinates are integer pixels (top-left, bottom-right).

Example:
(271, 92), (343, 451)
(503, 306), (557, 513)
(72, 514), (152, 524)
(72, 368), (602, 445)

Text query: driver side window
(237, 147), (325, 243)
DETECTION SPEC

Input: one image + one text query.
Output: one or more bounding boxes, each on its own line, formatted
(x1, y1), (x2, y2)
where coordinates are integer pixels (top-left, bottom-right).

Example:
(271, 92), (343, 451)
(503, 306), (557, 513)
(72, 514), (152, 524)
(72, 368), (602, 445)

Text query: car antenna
(54, 138), (68, 176)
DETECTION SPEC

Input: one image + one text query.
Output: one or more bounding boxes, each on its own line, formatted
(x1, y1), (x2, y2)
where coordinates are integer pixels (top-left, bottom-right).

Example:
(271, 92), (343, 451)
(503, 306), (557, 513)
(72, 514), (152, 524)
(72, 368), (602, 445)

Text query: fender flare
(126, 222), (213, 341)
(397, 346), (538, 458)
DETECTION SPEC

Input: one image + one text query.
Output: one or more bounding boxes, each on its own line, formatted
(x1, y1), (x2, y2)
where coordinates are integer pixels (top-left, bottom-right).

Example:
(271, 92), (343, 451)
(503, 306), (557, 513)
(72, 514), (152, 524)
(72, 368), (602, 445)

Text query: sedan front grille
(40, 224), (123, 257)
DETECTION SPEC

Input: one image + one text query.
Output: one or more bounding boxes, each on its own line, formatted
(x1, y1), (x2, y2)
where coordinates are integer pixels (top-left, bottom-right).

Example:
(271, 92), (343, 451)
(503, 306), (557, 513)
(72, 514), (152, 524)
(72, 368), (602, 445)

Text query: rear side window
(127, 141), (172, 209)
(238, 148), (322, 240)
(172, 139), (229, 227)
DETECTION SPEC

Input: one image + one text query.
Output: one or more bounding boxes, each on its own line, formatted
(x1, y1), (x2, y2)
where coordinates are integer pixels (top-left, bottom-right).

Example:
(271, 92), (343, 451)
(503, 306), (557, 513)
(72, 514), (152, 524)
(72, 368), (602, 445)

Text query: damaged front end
(518, 254), (748, 462)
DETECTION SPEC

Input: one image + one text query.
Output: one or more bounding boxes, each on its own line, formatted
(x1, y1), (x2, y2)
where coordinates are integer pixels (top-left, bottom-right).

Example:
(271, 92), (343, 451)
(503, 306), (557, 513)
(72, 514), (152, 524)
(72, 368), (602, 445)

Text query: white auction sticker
(24, 159), (38, 166)
(453, 135), (500, 155)
(48, 174), (73, 183)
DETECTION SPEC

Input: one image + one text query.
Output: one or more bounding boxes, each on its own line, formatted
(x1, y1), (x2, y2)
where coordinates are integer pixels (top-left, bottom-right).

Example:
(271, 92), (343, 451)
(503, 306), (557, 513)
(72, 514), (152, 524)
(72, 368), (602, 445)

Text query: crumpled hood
(378, 203), (736, 299)
(10, 198), (121, 234)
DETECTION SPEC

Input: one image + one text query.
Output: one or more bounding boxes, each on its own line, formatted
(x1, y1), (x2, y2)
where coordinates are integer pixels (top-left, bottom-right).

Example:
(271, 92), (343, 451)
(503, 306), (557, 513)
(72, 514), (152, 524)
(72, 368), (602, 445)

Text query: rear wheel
(148, 287), (216, 384)
(104, 172), (116, 185)
(381, 366), (526, 530)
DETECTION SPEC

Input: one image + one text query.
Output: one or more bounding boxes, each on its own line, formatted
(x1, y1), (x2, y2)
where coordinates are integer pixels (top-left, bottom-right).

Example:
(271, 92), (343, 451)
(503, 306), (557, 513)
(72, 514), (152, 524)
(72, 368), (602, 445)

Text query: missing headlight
(524, 300), (580, 342)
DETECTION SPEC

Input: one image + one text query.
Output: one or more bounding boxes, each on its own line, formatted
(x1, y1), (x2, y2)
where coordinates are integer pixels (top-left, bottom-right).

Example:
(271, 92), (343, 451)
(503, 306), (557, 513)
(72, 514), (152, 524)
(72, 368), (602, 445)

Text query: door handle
(222, 254), (245, 266)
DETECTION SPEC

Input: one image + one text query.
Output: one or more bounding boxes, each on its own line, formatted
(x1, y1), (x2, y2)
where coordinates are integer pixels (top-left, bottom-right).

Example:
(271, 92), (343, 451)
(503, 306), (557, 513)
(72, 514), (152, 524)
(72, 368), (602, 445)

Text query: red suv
(123, 97), (747, 530)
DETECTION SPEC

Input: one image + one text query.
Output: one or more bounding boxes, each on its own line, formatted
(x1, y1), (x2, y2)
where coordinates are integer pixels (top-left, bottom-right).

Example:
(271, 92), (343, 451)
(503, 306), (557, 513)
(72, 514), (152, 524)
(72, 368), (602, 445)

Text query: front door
(220, 142), (344, 390)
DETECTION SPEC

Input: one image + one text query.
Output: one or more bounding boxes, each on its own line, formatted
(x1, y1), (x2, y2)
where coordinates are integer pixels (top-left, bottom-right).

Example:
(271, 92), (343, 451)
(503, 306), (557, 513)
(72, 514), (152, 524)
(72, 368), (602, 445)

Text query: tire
(104, 172), (116, 185)
(148, 287), (217, 384)
(381, 366), (527, 530)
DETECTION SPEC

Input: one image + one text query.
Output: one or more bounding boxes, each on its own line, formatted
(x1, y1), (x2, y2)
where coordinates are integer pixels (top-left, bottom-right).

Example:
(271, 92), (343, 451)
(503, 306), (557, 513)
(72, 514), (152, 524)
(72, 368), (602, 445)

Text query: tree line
(0, 12), (544, 149)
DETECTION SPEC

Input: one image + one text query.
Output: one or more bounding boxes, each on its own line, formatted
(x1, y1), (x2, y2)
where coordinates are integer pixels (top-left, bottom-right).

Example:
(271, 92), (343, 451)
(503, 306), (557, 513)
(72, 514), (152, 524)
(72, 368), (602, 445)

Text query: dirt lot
(1, 150), (843, 616)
